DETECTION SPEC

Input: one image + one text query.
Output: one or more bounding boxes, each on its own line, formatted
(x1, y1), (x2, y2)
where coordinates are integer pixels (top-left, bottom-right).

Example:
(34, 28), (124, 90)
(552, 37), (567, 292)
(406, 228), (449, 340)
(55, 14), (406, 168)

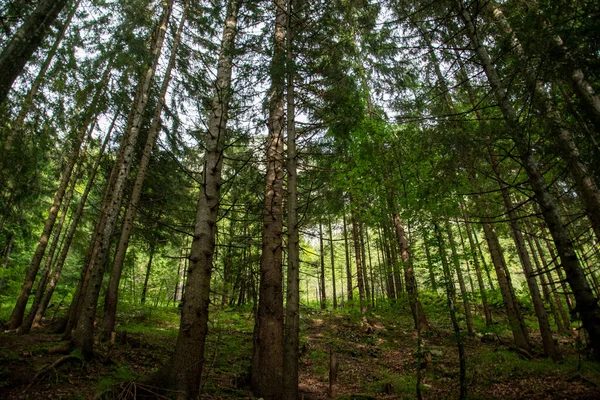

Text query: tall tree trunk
(434, 221), (467, 400)
(70, 0), (173, 357)
(481, 218), (531, 351)
(488, 151), (556, 359)
(101, 0), (188, 340)
(0, 0), (79, 174)
(381, 224), (396, 300)
(161, 0), (239, 397)
(282, 1), (299, 393)
(533, 235), (571, 331)
(328, 219), (338, 309)
(359, 222), (371, 308)
(31, 125), (114, 330)
(55, 115), (117, 336)
(392, 213), (428, 331)
(350, 209), (366, 314)
(456, 0), (600, 359)
(252, 0), (286, 397)
(445, 220), (474, 335)
(388, 222), (404, 296)
(526, 232), (565, 334)
(319, 222), (327, 309)
(365, 227), (375, 309)
(140, 247), (155, 305)
(421, 229), (437, 293)
(542, 233), (575, 312)
(0, 0), (71, 105)
(19, 132), (85, 334)
(486, 3), (600, 244)
(7, 100), (92, 330)
(1, 233), (14, 268)
(343, 213), (353, 301)
(473, 228), (495, 290)
(462, 213), (492, 326)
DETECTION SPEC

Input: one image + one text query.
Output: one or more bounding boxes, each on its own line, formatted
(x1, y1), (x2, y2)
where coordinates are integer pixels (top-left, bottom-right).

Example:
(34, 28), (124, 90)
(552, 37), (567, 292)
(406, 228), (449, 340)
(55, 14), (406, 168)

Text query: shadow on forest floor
(1, 301), (600, 399)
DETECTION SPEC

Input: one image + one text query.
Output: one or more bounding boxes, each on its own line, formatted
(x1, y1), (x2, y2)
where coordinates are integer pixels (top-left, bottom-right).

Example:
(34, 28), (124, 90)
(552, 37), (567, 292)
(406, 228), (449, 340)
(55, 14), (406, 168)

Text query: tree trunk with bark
(392, 213), (428, 331)
(159, 0), (239, 397)
(31, 126), (113, 329)
(421, 229), (437, 293)
(0, 0), (79, 176)
(252, 0), (286, 397)
(101, 0), (188, 340)
(350, 209), (366, 314)
(319, 222), (327, 309)
(328, 219), (338, 309)
(482, 218), (531, 351)
(533, 235), (571, 331)
(1, 234), (14, 268)
(70, 0), (173, 357)
(526, 232), (565, 334)
(282, 1), (299, 393)
(434, 221), (467, 399)
(463, 219), (493, 326)
(7, 105), (89, 330)
(488, 150), (557, 359)
(457, 0), (600, 359)
(0, 0), (71, 105)
(445, 220), (474, 335)
(140, 247), (155, 305)
(343, 213), (353, 301)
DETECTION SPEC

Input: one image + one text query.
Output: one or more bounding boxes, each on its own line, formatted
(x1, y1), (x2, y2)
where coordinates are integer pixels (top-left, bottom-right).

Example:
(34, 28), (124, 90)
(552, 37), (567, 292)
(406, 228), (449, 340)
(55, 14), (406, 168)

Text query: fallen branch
(23, 354), (79, 393)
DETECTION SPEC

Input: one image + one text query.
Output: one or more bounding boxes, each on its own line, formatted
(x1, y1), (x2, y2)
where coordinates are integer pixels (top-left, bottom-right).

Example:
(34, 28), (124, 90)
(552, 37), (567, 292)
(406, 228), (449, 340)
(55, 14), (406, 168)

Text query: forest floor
(1, 297), (600, 399)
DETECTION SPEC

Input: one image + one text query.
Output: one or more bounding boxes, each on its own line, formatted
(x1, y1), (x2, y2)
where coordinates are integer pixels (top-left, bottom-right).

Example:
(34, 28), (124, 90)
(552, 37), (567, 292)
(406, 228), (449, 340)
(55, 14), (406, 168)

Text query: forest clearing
(2, 0), (600, 398)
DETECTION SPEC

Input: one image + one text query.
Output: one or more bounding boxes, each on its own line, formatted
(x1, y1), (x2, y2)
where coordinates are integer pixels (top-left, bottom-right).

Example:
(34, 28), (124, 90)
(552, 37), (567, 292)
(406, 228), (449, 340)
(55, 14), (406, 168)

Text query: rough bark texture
(158, 1), (238, 397)
(319, 223), (327, 309)
(329, 220), (338, 309)
(422, 230), (437, 293)
(0, 0), (70, 105)
(101, 0), (188, 340)
(445, 220), (474, 335)
(7, 114), (87, 330)
(488, 150), (556, 359)
(527, 232), (565, 334)
(0, 0), (78, 172)
(393, 213), (428, 331)
(462, 214), (492, 326)
(282, 1), (299, 393)
(252, 0), (286, 397)
(19, 138), (82, 334)
(71, 0), (173, 358)
(343, 213), (353, 301)
(350, 210), (366, 314)
(140, 248), (155, 305)
(434, 222), (467, 399)
(359, 222), (371, 307)
(457, 0), (600, 359)
(31, 126), (112, 329)
(534, 235), (571, 331)
(482, 219), (531, 351)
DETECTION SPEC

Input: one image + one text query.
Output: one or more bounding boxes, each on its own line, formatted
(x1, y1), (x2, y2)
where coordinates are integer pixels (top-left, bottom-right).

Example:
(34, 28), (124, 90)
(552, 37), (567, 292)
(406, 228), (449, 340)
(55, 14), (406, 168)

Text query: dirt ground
(1, 308), (599, 399)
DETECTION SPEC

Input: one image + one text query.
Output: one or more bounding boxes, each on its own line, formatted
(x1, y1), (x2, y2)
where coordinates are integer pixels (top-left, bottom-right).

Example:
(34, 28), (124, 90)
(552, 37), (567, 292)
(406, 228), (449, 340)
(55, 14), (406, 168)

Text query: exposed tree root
(23, 354), (80, 393)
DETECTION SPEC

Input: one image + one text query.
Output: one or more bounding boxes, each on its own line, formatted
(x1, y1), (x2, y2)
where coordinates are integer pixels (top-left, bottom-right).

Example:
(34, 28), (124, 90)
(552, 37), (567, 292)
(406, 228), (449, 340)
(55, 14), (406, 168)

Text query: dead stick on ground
(328, 349), (338, 398)
(23, 355), (79, 393)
